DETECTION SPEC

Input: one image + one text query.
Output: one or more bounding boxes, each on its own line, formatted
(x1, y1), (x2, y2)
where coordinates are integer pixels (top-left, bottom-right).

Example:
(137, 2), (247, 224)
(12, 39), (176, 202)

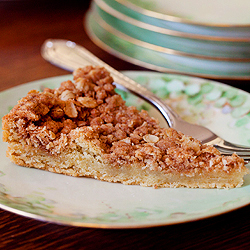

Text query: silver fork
(41, 39), (250, 161)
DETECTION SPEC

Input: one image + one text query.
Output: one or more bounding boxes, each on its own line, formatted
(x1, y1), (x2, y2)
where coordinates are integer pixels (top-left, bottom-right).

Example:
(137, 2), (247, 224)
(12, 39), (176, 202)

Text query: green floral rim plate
(0, 72), (250, 229)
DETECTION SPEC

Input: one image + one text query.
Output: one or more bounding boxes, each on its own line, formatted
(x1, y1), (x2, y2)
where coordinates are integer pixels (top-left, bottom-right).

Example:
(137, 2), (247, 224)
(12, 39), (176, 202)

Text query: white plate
(0, 73), (250, 228)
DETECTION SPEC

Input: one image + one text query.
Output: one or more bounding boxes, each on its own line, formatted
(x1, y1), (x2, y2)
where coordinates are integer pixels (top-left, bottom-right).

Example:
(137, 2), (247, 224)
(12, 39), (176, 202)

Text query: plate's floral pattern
(0, 73), (249, 228)
(117, 73), (250, 145)
(119, 75), (250, 124)
(0, 184), (54, 216)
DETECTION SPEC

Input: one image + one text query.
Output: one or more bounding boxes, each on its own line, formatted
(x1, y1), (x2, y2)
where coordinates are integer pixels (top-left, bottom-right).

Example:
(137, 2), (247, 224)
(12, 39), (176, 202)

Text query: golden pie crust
(2, 66), (249, 188)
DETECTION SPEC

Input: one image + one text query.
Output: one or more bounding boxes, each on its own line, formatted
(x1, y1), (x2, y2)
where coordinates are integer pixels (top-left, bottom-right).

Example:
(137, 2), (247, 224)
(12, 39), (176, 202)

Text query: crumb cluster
(2, 66), (245, 174)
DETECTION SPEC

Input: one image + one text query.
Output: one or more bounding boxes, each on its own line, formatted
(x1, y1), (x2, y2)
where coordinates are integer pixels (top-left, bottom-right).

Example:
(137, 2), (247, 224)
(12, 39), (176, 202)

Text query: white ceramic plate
(0, 73), (250, 229)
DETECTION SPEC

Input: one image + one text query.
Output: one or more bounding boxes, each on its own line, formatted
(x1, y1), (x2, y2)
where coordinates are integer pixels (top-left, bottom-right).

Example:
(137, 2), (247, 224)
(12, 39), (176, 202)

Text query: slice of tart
(2, 66), (249, 188)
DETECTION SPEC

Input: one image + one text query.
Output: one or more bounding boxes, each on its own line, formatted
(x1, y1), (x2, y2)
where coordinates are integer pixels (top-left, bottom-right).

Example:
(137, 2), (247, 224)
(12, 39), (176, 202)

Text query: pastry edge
(6, 139), (249, 189)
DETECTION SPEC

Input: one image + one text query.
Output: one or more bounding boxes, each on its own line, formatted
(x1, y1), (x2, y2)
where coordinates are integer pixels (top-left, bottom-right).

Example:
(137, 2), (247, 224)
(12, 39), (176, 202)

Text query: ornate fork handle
(42, 40), (176, 125)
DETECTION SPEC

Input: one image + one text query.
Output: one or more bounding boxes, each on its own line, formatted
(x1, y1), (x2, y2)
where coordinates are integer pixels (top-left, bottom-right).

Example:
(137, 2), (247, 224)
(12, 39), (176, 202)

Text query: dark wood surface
(1, 1), (250, 249)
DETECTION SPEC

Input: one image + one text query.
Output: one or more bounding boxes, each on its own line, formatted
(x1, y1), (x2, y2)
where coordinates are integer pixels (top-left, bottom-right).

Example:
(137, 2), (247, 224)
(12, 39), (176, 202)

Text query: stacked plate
(85, 0), (250, 80)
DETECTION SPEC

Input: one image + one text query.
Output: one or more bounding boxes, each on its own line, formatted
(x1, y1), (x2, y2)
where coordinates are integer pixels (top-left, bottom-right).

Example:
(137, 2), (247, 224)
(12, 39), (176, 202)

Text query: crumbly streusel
(2, 66), (248, 188)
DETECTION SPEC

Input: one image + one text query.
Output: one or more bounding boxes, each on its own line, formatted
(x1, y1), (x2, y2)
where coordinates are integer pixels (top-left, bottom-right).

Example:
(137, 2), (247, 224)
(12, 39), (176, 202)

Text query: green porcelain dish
(120, 0), (250, 26)
(85, 10), (250, 80)
(110, 0), (250, 39)
(95, 1), (250, 59)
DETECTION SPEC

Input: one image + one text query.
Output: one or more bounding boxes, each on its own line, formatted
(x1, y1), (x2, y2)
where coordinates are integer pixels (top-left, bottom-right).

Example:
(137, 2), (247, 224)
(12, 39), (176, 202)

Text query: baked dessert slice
(2, 66), (249, 188)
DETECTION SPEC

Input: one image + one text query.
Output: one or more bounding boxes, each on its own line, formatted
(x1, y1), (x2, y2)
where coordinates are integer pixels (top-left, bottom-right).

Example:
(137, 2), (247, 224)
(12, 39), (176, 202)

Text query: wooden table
(1, 1), (250, 249)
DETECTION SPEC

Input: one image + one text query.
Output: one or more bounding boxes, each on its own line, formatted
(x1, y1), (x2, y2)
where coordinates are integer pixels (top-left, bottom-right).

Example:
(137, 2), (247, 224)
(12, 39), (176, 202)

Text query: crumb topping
(2, 66), (245, 174)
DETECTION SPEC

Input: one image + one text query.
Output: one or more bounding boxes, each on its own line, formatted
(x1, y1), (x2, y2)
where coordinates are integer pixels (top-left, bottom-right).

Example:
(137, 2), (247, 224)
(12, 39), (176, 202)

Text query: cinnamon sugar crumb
(2, 66), (246, 175)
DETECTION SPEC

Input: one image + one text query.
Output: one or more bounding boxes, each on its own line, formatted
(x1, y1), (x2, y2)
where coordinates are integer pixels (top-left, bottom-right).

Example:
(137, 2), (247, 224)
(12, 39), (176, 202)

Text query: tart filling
(2, 66), (249, 188)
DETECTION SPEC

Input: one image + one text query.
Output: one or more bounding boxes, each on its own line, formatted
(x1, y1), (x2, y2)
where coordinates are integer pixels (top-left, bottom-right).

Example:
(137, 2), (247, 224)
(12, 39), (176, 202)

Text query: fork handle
(41, 39), (179, 128)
